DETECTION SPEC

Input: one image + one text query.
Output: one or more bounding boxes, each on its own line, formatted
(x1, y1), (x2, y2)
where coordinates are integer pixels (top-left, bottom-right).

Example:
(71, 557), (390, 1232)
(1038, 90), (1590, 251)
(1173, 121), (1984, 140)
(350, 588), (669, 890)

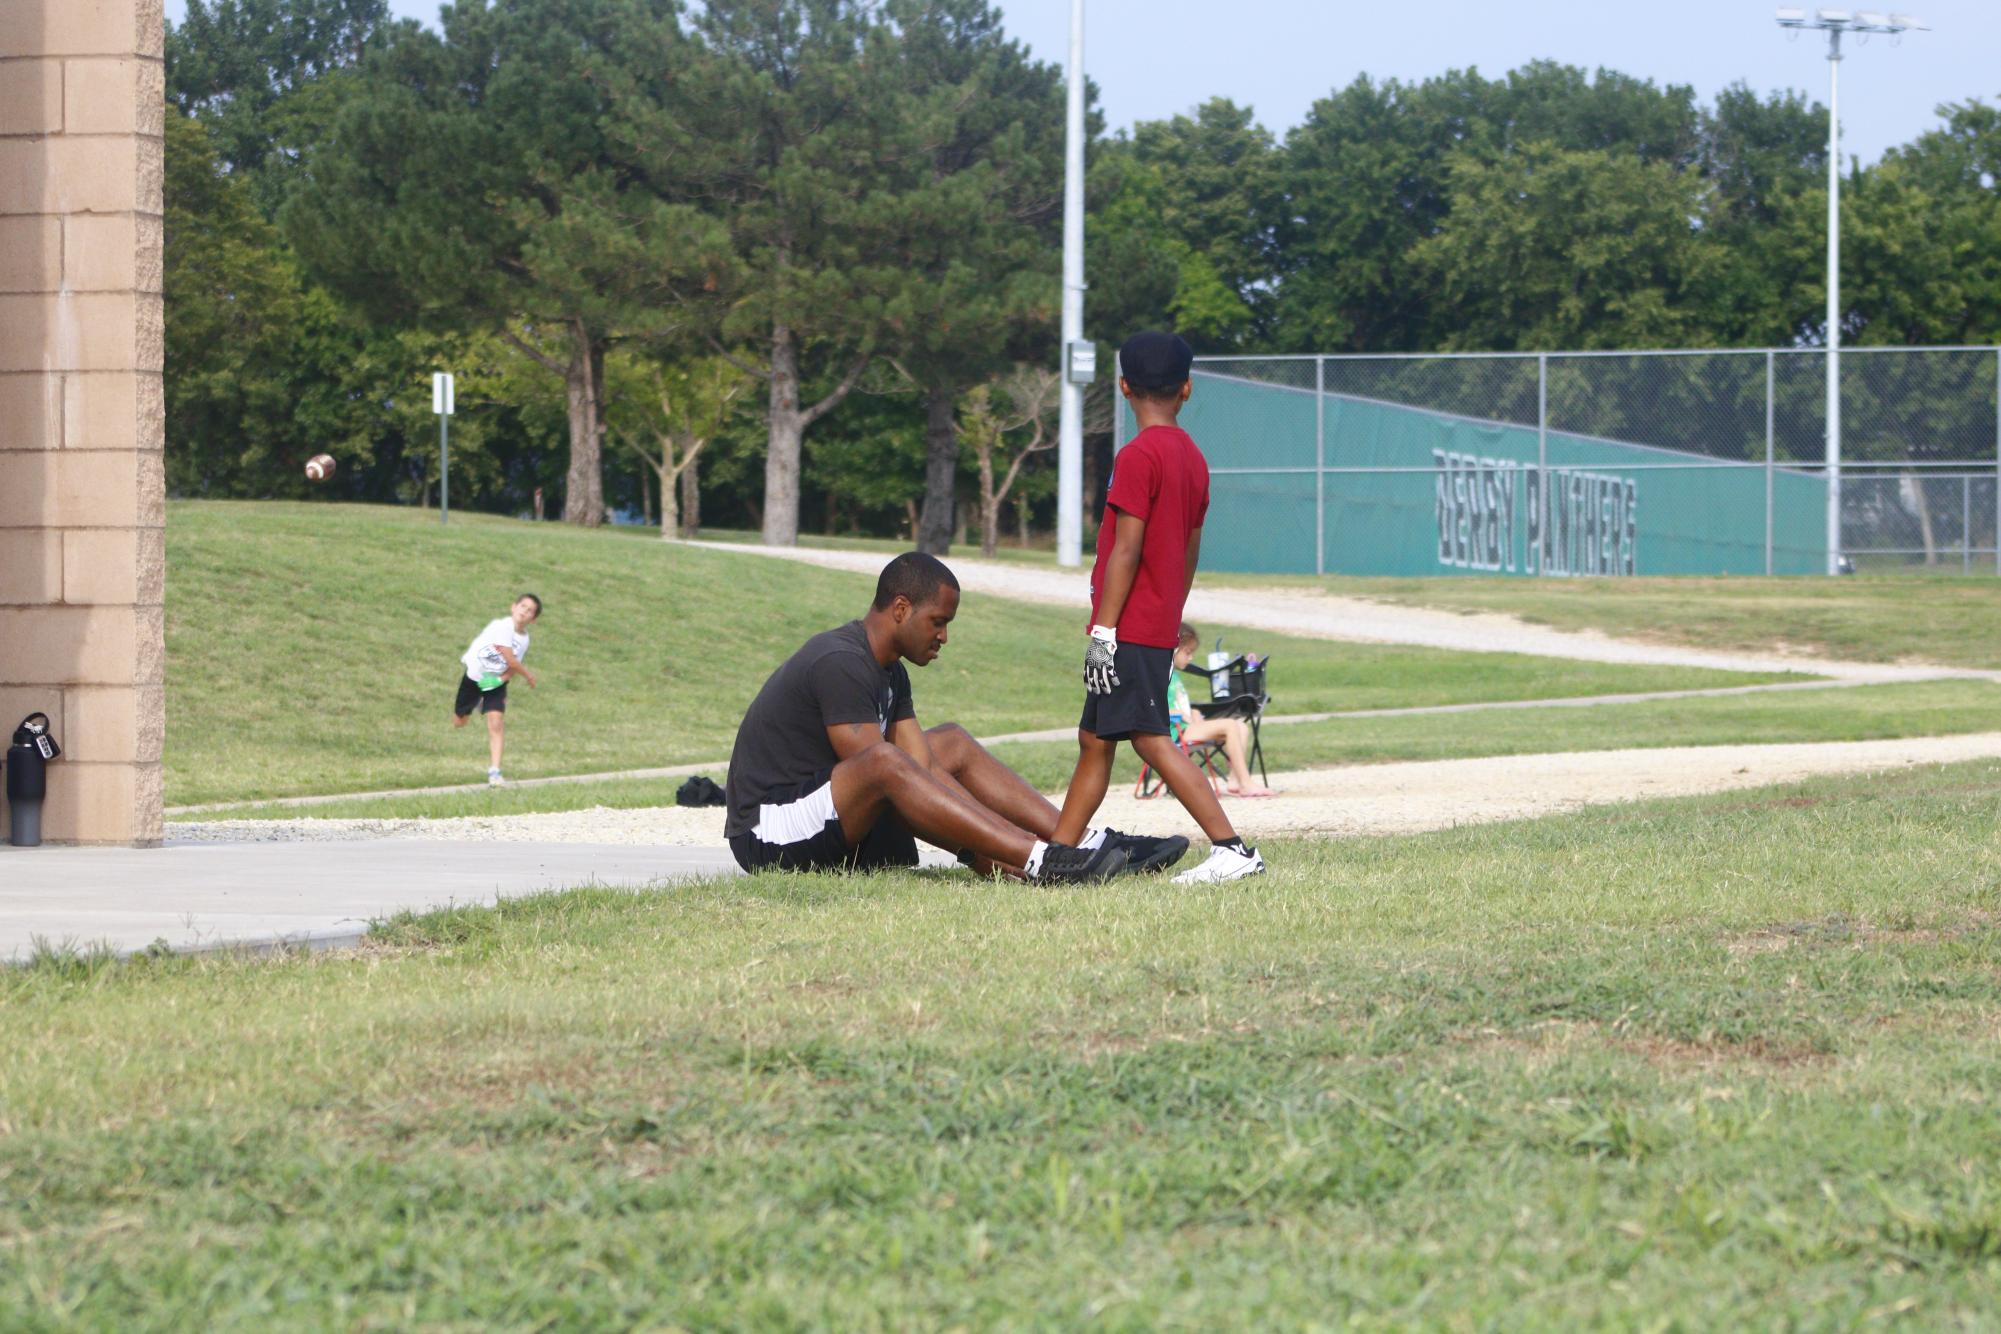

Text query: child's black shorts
(453, 673), (507, 717)
(1078, 642), (1173, 741)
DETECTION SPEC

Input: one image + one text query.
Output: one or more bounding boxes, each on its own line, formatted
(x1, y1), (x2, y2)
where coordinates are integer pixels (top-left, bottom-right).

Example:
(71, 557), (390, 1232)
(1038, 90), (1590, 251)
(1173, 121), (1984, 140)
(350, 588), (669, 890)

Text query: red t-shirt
(1089, 424), (1211, 649)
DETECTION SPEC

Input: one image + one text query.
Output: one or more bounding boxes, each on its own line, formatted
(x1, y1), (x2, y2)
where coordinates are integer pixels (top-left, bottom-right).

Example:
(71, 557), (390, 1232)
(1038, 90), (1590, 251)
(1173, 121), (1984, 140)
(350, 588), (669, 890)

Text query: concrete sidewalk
(0, 840), (745, 961)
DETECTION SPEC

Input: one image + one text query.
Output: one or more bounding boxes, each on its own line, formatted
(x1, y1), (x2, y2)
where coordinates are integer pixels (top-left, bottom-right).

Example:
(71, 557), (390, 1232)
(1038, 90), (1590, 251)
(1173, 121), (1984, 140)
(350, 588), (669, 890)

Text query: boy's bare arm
(1093, 512), (1148, 630)
(494, 644), (536, 687)
(1184, 527), (1203, 600)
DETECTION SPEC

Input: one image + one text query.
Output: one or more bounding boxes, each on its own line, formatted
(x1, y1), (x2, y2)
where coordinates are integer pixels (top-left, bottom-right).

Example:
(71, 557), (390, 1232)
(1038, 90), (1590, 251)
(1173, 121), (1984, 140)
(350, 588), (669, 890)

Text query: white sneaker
(487, 768), (505, 787)
(1172, 844), (1266, 884)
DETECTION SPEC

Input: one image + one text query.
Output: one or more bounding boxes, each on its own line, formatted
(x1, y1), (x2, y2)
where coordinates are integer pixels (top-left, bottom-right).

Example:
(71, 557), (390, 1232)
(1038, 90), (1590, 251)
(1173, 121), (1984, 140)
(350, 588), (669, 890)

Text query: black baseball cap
(1118, 331), (1194, 393)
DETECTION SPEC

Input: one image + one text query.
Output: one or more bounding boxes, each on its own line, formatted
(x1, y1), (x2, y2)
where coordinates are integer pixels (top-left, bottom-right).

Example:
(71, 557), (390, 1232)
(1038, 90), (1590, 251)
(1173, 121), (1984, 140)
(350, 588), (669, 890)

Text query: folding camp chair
(1133, 726), (1229, 800)
(1133, 652), (1272, 798)
(1193, 655), (1271, 787)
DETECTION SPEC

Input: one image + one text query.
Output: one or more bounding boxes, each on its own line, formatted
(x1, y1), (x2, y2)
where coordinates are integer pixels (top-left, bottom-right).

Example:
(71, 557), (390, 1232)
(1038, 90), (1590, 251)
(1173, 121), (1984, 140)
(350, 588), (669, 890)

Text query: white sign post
(432, 372), (455, 525)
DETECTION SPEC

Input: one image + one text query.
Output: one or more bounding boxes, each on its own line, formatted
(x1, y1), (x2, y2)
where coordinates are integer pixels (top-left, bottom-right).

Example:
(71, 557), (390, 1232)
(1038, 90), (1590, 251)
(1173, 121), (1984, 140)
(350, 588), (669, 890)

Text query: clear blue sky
(166, 0), (2001, 162)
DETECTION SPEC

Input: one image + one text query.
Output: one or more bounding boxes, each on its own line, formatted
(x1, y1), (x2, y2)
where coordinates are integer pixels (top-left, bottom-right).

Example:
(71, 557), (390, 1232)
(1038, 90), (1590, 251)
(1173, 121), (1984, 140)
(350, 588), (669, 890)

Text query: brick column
(0, 0), (166, 846)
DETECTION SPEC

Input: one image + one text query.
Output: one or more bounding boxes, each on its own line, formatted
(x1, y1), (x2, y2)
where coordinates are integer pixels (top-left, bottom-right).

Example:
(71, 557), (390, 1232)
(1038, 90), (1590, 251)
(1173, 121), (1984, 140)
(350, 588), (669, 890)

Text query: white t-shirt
(462, 617), (529, 685)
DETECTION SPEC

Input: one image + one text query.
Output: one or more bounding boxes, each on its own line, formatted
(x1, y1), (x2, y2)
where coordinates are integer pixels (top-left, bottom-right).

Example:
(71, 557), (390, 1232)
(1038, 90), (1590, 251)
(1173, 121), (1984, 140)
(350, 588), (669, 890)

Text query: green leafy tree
(958, 366), (1058, 558)
(164, 109), (298, 495)
(166, 110), (509, 502)
(1270, 64), (1709, 353)
(878, 0), (1064, 555)
(1082, 100), (1276, 358)
(1414, 142), (1718, 351)
(806, 394), (930, 538)
(1847, 100), (2001, 346)
(284, 0), (724, 526)
(1697, 84), (1828, 344)
(167, 0), (401, 211)
(650, 0), (913, 546)
(1124, 99), (1280, 346)
(610, 356), (750, 539)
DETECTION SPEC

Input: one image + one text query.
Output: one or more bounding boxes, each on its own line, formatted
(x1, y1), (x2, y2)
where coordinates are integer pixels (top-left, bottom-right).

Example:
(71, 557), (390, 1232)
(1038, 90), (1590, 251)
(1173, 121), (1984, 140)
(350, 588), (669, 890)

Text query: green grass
(180, 677), (2001, 822)
(1202, 572), (2001, 670)
(165, 502), (1787, 805)
(12, 760), (2001, 1325)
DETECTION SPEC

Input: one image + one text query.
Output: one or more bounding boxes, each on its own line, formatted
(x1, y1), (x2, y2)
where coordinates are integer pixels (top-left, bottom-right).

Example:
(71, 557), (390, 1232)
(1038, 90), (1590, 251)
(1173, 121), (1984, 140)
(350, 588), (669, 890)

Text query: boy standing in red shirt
(1052, 332), (1266, 883)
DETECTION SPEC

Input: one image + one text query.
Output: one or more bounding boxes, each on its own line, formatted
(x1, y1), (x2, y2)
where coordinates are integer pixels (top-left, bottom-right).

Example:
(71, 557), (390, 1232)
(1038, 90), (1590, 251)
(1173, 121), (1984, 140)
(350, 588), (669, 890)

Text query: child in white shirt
(452, 594), (541, 785)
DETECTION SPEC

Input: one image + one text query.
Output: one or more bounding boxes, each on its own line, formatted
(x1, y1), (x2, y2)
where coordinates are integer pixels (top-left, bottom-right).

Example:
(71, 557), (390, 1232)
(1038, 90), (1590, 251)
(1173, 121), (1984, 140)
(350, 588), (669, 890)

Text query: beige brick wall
(0, 0), (165, 846)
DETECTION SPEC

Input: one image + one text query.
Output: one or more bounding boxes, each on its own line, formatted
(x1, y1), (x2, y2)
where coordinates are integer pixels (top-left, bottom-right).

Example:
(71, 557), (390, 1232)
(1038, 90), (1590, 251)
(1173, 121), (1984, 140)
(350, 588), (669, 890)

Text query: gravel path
(173, 732), (2001, 849)
(696, 542), (1988, 684)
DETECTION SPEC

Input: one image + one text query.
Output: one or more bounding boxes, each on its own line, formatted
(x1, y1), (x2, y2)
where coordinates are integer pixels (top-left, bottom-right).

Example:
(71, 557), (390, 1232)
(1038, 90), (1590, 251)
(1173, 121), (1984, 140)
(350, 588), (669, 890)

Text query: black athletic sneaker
(1031, 841), (1128, 884)
(1100, 829), (1190, 874)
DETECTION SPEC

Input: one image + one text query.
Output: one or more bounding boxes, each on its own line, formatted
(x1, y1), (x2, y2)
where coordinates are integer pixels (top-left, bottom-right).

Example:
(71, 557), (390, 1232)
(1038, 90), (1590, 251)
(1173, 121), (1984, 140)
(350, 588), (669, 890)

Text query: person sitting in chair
(1172, 622), (1276, 798)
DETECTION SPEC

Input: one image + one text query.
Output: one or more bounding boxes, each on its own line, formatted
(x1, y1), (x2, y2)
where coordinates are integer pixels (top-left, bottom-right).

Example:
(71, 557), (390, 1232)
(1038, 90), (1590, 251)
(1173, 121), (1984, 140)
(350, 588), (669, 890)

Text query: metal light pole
(1776, 8), (1927, 575)
(1056, 0), (1087, 568)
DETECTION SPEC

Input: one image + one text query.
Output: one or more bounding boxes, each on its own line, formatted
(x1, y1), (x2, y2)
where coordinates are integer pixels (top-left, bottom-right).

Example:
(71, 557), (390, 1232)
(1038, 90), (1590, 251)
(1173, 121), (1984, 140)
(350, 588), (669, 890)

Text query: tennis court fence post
(1994, 347), (2000, 575)
(1314, 356), (1325, 576)
(1537, 352), (1548, 579)
(1768, 350), (1784, 576)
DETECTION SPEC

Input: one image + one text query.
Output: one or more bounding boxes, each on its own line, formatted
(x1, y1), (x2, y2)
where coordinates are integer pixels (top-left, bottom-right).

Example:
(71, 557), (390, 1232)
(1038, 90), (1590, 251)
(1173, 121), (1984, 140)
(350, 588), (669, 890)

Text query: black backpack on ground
(676, 775), (727, 808)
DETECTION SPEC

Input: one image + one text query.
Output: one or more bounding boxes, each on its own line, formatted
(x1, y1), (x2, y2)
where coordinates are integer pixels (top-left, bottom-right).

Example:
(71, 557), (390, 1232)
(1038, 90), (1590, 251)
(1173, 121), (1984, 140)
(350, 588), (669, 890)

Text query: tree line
(165, 0), (2001, 548)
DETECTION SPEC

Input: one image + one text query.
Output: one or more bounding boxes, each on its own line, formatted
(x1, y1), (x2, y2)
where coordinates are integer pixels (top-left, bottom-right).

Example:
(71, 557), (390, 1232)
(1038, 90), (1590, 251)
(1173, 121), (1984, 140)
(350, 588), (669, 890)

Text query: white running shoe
(487, 768), (505, 787)
(1172, 844), (1266, 884)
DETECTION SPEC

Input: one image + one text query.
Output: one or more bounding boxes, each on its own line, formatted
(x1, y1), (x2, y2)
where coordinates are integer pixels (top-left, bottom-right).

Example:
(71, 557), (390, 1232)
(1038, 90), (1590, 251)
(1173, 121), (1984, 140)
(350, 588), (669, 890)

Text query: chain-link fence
(1117, 347), (2001, 577)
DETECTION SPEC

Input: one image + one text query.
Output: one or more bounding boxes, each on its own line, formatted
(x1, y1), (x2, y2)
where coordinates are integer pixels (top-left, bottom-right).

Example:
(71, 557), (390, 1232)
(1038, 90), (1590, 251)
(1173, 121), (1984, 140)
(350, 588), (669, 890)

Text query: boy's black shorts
(1078, 642), (1174, 741)
(453, 673), (507, 717)
(727, 768), (920, 873)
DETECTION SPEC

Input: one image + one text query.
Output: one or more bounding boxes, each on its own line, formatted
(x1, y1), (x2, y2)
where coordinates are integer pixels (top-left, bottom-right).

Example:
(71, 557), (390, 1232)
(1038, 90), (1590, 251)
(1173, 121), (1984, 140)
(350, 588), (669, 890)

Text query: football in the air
(304, 453), (336, 482)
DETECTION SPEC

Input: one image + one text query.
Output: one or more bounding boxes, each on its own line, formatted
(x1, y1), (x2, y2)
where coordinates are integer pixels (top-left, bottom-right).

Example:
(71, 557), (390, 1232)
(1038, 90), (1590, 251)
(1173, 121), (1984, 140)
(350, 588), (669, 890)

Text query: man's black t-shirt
(724, 620), (916, 837)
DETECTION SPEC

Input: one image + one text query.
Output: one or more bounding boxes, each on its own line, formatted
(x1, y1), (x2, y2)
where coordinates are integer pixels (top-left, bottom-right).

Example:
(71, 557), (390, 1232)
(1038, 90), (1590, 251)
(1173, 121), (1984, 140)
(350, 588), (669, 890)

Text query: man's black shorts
(1078, 642), (1174, 741)
(727, 767), (920, 873)
(453, 673), (507, 717)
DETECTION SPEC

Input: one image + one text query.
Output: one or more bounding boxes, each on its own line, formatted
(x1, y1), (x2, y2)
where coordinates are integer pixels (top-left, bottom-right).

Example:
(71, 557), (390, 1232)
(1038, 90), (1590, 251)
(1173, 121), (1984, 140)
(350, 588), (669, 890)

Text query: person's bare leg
(452, 712), (468, 729)
(485, 710), (505, 771)
(1181, 718), (1242, 789)
(925, 723), (1061, 839)
(1187, 718), (1269, 794)
(1053, 729), (1116, 845)
(830, 744), (1038, 869)
(1222, 719), (1275, 794)
(1130, 732), (1238, 843)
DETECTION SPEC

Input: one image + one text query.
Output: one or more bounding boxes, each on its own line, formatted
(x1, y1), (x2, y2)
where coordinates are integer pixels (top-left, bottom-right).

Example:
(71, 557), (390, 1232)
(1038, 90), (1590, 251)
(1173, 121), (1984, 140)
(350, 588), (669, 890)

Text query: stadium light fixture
(1776, 5), (1927, 575)
(1056, 0), (1087, 568)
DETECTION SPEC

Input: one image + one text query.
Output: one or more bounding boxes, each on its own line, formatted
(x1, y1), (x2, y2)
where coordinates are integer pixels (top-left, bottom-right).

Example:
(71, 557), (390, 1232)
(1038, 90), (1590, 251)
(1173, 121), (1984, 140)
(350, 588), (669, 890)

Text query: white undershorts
(750, 781), (839, 846)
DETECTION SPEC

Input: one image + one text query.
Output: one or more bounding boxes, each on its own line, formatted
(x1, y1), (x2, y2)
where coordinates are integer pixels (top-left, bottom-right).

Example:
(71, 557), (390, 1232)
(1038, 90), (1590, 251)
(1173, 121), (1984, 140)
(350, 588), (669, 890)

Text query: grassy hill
(164, 502), (1786, 805)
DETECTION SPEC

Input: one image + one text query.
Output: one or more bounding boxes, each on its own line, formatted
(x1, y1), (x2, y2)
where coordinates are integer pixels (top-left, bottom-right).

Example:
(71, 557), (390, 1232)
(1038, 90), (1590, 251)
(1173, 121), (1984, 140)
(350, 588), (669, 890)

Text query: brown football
(304, 453), (337, 482)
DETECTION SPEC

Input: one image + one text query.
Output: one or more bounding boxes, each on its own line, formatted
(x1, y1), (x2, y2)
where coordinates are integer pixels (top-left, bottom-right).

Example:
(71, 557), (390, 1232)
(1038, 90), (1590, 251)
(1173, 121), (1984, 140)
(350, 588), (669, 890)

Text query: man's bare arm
(1184, 526), (1203, 600)
(825, 722), (885, 762)
(889, 717), (936, 770)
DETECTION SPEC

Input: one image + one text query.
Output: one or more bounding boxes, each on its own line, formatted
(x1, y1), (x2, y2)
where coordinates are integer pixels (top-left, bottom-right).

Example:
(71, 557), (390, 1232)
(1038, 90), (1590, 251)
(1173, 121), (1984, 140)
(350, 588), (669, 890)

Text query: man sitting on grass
(724, 553), (1185, 883)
